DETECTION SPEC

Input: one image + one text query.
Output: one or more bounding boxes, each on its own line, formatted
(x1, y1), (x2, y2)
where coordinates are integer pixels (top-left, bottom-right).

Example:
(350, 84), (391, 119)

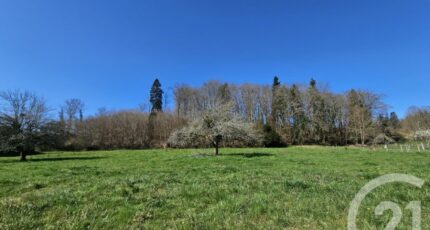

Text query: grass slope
(0, 147), (429, 229)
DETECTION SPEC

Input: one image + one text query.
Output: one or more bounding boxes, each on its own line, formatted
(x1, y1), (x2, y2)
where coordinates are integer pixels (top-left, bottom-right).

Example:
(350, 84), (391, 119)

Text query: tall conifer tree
(150, 79), (163, 113)
(270, 76), (282, 126)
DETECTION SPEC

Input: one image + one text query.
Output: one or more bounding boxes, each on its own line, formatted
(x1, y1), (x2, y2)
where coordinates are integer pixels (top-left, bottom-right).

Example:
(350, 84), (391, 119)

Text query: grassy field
(0, 147), (429, 229)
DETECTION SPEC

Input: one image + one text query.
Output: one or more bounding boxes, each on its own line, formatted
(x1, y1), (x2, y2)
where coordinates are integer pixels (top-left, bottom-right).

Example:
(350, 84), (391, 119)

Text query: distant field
(0, 147), (429, 229)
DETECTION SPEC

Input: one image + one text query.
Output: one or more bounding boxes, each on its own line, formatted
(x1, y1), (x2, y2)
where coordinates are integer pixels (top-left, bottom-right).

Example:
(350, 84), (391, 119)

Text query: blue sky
(1, 0), (429, 117)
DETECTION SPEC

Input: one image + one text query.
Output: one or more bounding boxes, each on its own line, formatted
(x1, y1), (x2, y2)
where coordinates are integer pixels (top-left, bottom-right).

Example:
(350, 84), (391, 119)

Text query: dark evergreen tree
(389, 112), (400, 129)
(217, 83), (231, 104)
(272, 76), (281, 92)
(307, 78), (324, 144)
(387, 111), (404, 142)
(270, 76), (282, 126)
(262, 124), (285, 147)
(310, 78), (316, 88)
(79, 109), (84, 122)
(150, 79), (163, 112)
(376, 114), (389, 134)
(59, 108), (65, 125)
(289, 84), (307, 145)
(148, 79), (163, 146)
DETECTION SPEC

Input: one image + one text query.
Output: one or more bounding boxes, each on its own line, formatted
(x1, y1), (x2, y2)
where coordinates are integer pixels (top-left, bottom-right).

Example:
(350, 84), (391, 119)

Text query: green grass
(0, 147), (429, 229)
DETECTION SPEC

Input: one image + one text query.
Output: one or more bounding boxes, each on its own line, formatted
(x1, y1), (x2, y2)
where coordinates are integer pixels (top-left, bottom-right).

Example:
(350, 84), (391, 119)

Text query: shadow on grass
(0, 152), (43, 157)
(224, 152), (274, 158)
(0, 156), (106, 163)
(191, 152), (273, 158)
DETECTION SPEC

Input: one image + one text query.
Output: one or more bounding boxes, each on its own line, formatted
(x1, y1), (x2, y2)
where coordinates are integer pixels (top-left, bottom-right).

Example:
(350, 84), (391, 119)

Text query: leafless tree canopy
(0, 90), (49, 160)
(62, 98), (85, 134)
(401, 106), (430, 140)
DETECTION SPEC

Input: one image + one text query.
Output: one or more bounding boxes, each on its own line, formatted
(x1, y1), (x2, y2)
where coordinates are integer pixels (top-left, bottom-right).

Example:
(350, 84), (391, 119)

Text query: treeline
(1, 77), (430, 160)
(68, 111), (184, 150)
(45, 79), (186, 150)
(175, 78), (397, 146)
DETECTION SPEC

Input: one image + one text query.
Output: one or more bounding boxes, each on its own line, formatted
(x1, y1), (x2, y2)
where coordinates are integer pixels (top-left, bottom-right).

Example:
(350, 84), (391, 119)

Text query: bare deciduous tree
(402, 106), (430, 140)
(62, 98), (85, 134)
(73, 110), (186, 150)
(0, 90), (49, 161)
(347, 90), (385, 145)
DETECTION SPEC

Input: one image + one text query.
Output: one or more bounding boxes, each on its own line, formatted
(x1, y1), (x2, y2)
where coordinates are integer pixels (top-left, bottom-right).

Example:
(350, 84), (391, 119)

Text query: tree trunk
(214, 141), (219, 155)
(20, 151), (27, 161)
(361, 130), (365, 145)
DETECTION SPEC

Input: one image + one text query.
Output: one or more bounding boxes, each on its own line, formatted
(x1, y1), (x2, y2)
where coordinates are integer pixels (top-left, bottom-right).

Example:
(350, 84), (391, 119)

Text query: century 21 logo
(348, 174), (424, 230)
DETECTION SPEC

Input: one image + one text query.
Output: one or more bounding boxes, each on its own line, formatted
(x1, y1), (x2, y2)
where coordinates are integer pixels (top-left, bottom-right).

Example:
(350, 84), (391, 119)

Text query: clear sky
(1, 0), (429, 117)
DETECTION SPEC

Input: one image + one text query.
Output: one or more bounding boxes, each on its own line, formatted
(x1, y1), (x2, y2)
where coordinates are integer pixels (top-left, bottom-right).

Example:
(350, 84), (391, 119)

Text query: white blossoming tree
(414, 130), (430, 141)
(168, 103), (262, 155)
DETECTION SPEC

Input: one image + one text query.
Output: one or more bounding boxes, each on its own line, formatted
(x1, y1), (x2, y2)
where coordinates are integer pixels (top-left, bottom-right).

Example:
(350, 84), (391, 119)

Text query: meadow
(0, 147), (429, 229)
